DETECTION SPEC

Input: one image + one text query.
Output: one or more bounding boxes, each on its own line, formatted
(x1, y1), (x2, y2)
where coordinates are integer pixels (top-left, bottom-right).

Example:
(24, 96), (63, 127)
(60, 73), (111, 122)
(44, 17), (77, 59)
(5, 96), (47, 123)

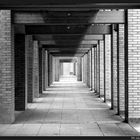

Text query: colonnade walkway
(0, 75), (139, 136)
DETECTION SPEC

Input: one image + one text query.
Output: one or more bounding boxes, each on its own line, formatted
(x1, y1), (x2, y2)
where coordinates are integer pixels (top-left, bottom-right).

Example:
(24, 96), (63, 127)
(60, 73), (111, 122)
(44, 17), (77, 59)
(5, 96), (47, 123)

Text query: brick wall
(33, 41), (39, 98)
(113, 28), (118, 111)
(119, 24), (125, 116)
(96, 45), (100, 93)
(100, 41), (104, 97)
(94, 47), (97, 92)
(15, 34), (26, 110)
(128, 9), (140, 118)
(105, 35), (111, 101)
(0, 10), (15, 123)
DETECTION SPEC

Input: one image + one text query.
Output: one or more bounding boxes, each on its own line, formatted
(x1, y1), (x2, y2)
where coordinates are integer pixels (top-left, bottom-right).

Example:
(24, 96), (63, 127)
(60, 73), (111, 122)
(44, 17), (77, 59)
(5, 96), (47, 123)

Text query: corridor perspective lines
(0, 75), (139, 136)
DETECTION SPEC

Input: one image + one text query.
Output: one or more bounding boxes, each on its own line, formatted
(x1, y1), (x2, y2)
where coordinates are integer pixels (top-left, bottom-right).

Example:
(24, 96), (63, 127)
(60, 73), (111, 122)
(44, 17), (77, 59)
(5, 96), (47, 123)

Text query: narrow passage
(0, 75), (139, 136)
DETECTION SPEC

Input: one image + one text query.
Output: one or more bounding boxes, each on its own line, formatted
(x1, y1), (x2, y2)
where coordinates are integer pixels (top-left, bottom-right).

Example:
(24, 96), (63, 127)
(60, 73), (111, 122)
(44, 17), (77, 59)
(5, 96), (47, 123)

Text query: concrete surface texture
(0, 75), (139, 136)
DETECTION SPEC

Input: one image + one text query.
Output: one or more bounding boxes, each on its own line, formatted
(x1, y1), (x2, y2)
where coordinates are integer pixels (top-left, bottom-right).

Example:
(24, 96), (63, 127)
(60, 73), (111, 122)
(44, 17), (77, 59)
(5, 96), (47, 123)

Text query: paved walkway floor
(0, 75), (140, 136)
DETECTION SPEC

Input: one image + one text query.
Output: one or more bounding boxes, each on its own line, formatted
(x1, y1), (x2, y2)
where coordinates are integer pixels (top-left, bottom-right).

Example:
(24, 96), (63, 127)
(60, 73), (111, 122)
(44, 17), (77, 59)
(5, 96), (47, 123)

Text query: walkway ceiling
(11, 0), (133, 57)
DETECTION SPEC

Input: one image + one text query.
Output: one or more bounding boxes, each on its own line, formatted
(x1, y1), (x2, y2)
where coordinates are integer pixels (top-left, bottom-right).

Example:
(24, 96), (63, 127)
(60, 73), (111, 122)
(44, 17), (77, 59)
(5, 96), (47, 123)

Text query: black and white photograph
(0, 0), (140, 139)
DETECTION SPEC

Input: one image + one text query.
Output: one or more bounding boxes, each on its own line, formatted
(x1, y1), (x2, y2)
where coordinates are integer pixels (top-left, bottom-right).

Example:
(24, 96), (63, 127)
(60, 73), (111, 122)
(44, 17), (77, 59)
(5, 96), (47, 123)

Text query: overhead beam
(51, 53), (84, 57)
(43, 44), (93, 48)
(34, 34), (103, 40)
(25, 25), (111, 34)
(40, 40), (97, 45)
(14, 10), (124, 24)
(49, 50), (88, 53)
(46, 48), (90, 52)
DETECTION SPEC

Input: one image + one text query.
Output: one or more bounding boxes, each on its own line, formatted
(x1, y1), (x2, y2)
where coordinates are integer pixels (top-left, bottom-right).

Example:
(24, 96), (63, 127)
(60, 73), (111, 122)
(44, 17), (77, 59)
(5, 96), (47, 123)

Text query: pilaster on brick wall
(0, 10), (15, 123)
(128, 9), (140, 119)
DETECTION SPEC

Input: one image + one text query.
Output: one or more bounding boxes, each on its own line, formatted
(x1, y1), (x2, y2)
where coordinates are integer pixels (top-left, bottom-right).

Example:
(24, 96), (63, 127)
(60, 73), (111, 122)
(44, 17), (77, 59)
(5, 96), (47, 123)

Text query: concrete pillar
(73, 62), (76, 75)
(52, 57), (55, 82)
(0, 10), (15, 123)
(48, 54), (53, 86)
(87, 50), (91, 88)
(60, 62), (63, 76)
(55, 58), (60, 81)
(91, 47), (95, 92)
(26, 35), (34, 103)
(77, 57), (82, 81)
(45, 51), (48, 88)
(33, 41), (39, 98)
(96, 45), (100, 94)
(39, 46), (42, 94)
(15, 34), (27, 110)
(94, 47), (97, 92)
(42, 48), (45, 90)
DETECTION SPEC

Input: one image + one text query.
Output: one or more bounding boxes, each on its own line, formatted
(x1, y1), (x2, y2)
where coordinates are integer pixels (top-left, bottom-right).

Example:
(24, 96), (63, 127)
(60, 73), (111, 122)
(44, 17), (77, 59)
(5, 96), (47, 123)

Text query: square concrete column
(33, 41), (39, 98)
(45, 50), (49, 88)
(42, 48), (47, 90)
(55, 58), (60, 81)
(15, 34), (27, 110)
(0, 10), (15, 123)
(48, 54), (53, 86)
(87, 50), (92, 88)
(91, 47), (95, 92)
(39, 46), (42, 94)
(77, 57), (82, 81)
(26, 35), (34, 103)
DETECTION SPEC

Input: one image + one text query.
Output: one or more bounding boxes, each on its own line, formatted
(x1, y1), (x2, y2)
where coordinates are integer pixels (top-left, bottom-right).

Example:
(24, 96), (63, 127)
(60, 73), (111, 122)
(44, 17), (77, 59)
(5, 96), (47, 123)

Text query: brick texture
(128, 9), (140, 118)
(0, 10), (15, 123)
(119, 24), (125, 116)
(105, 35), (111, 101)
(113, 28), (118, 111)
(91, 47), (95, 91)
(100, 41), (104, 97)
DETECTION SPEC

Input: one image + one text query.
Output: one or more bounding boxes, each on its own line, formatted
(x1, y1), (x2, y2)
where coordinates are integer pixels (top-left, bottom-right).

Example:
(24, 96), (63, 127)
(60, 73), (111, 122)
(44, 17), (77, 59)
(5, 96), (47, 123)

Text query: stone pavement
(0, 75), (139, 136)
